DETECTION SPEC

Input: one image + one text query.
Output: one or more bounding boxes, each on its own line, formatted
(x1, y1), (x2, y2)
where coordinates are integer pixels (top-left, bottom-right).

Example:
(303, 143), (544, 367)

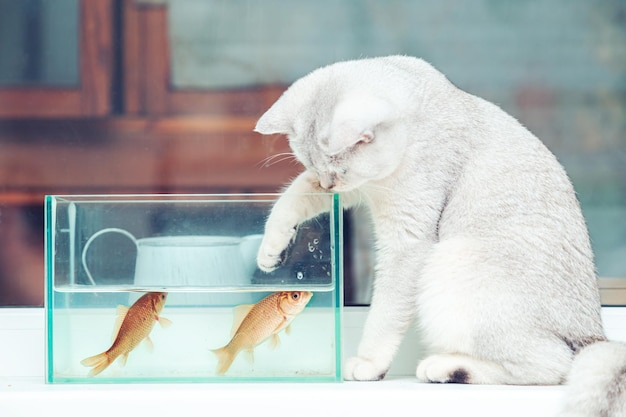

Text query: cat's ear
(254, 98), (293, 135)
(326, 95), (392, 155)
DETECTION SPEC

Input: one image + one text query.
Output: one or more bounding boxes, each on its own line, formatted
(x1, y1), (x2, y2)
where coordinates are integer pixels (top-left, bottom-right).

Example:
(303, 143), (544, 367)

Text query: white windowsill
(2, 307), (626, 417)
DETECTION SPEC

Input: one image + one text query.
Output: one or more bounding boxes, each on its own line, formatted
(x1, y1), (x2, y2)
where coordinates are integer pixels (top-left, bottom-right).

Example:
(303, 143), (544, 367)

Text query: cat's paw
(256, 223), (298, 272)
(344, 356), (388, 381)
(415, 354), (471, 384)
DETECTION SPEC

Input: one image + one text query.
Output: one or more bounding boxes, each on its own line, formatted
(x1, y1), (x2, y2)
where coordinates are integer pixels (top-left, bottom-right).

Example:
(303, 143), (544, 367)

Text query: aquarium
(45, 194), (342, 383)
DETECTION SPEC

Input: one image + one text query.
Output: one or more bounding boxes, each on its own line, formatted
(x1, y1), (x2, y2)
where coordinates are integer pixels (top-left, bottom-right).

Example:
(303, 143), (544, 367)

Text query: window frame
(123, 0), (285, 116)
(0, 0), (113, 118)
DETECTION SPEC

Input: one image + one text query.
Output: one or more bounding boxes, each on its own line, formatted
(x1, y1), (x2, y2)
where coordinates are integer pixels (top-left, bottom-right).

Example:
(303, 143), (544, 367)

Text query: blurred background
(0, 0), (624, 306)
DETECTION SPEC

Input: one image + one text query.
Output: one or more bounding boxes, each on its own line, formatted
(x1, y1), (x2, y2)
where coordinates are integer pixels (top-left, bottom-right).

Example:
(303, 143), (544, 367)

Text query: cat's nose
(319, 173), (337, 190)
(319, 179), (335, 190)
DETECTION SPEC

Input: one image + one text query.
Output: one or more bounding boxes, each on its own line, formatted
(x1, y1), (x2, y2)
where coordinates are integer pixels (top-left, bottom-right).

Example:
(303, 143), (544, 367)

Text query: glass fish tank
(44, 194), (342, 383)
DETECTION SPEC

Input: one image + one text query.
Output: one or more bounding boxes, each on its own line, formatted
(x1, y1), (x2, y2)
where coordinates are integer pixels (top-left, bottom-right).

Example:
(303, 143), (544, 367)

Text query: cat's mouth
(316, 171), (338, 191)
(314, 169), (366, 192)
(318, 177), (338, 191)
(319, 182), (339, 192)
(317, 178), (357, 193)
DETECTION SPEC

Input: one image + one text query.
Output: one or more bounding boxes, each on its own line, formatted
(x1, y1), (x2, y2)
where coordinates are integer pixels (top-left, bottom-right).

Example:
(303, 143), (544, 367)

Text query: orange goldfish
(81, 292), (171, 376)
(211, 291), (313, 375)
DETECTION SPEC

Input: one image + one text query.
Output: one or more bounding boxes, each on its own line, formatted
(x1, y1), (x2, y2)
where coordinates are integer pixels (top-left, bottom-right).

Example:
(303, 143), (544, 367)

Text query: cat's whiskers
(257, 153), (298, 168)
(355, 188), (366, 207)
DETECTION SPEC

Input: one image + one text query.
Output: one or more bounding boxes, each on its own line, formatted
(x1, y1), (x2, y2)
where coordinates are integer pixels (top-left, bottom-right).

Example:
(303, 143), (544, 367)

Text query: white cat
(254, 56), (626, 416)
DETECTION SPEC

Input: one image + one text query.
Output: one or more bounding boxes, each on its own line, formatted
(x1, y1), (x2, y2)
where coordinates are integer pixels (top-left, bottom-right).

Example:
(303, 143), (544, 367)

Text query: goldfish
(211, 291), (313, 375)
(80, 292), (171, 376)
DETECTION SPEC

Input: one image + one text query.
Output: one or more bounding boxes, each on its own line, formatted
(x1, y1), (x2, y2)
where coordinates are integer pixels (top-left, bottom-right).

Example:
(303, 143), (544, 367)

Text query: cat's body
(254, 56), (626, 416)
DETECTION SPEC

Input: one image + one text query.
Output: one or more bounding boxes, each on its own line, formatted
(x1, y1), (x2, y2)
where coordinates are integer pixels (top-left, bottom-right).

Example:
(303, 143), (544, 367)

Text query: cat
(253, 55), (626, 417)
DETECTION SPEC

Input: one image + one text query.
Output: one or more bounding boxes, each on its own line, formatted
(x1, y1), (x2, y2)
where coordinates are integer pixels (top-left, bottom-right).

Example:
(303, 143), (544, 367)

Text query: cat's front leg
(344, 248), (424, 380)
(257, 171), (334, 272)
(257, 195), (302, 272)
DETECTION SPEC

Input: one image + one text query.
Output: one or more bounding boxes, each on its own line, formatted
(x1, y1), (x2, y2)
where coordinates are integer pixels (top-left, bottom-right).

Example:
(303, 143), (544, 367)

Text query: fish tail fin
(80, 352), (110, 377)
(211, 346), (236, 376)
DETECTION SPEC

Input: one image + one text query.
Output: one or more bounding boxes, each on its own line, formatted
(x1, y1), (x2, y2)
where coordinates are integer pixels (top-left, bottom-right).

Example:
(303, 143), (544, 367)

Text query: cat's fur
(254, 55), (626, 416)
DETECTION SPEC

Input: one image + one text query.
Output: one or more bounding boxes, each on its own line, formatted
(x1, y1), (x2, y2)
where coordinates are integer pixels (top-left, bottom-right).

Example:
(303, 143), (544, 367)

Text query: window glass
(169, 0), (626, 286)
(0, 0), (624, 307)
(0, 0), (79, 87)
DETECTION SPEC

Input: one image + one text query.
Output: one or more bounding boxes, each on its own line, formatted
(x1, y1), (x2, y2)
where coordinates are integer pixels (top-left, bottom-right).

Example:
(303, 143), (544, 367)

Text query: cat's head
(255, 61), (408, 192)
